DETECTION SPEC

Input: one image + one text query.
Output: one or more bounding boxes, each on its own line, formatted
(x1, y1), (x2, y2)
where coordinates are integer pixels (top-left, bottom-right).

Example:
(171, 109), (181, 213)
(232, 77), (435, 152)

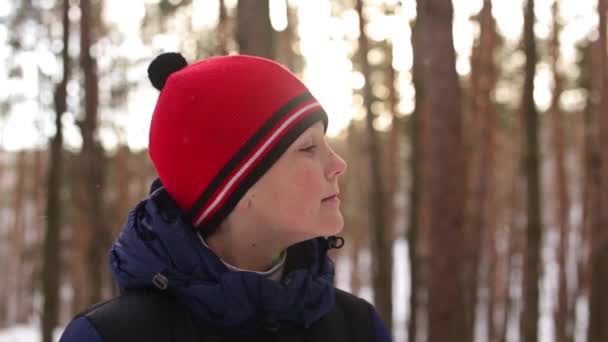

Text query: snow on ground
(0, 324), (63, 342)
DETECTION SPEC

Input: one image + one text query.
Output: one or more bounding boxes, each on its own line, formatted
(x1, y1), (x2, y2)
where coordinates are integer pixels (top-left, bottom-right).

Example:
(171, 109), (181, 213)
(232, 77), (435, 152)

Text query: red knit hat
(147, 53), (328, 234)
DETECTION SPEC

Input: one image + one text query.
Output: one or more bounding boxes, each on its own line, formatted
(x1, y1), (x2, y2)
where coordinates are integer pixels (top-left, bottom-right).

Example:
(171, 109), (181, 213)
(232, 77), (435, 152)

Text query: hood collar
(109, 180), (339, 332)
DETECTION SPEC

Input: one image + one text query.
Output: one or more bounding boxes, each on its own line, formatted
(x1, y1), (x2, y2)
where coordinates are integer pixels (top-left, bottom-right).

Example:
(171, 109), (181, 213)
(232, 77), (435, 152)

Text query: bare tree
(520, 0), (542, 341)
(548, 2), (573, 342)
(574, 38), (594, 342)
(275, 1), (304, 75)
(415, 0), (467, 341)
(407, 12), (426, 342)
(78, 0), (109, 305)
(502, 163), (525, 342)
(41, 0), (70, 340)
(587, 0), (608, 340)
(237, 0), (274, 59)
(0, 152), (5, 327)
(354, 0), (393, 332)
(217, 0), (230, 55)
(383, 34), (401, 243)
(9, 151), (27, 324)
(463, 1), (499, 340)
(344, 122), (366, 297)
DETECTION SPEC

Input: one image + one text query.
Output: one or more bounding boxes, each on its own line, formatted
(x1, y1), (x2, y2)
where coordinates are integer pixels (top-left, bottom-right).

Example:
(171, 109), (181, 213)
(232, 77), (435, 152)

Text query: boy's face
(244, 121), (347, 244)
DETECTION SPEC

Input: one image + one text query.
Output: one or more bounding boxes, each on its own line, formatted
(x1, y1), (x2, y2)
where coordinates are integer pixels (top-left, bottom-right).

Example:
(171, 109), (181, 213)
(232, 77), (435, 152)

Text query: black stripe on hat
(186, 92), (326, 226)
(200, 110), (327, 237)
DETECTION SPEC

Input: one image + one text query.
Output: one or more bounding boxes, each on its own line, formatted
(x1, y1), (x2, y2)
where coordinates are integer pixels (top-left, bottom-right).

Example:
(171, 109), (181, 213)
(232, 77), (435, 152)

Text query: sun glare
(0, 0), (598, 150)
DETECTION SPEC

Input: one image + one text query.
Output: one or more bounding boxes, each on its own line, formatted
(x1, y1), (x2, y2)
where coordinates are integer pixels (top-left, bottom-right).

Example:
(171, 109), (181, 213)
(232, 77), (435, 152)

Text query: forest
(0, 0), (606, 341)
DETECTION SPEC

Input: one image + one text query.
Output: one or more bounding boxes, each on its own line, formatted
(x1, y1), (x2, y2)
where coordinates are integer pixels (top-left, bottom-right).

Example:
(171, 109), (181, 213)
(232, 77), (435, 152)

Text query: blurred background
(0, 0), (606, 341)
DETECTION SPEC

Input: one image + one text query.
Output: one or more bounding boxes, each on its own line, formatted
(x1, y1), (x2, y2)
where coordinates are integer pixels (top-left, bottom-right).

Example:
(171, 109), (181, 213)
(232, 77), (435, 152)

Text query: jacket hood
(109, 180), (337, 333)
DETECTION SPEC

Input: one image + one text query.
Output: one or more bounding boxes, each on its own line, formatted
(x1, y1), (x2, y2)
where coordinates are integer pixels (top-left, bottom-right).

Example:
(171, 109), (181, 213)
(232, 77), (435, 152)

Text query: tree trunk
(464, 1), (498, 340)
(112, 146), (132, 232)
(0, 152), (5, 327)
(41, 1), (70, 340)
(344, 122), (367, 297)
(416, 1), (467, 341)
(587, 0), (608, 340)
(579, 38), (595, 328)
(237, 0), (274, 59)
(487, 217), (502, 342)
(407, 14), (426, 342)
(31, 148), (46, 317)
(9, 151), (27, 325)
(549, 2), (573, 342)
(217, 0), (230, 55)
(500, 173), (522, 342)
(384, 39), (400, 243)
(275, 1), (304, 75)
(349, 238), (362, 295)
(79, 0), (107, 306)
(520, 0), (542, 341)
(355, 0), (393, 333)
(68, 177), (90, 315)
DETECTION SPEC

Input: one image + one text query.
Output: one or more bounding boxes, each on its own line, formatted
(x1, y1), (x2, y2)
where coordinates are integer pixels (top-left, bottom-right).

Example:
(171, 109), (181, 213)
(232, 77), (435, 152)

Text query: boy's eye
(300, 145), (317, 153)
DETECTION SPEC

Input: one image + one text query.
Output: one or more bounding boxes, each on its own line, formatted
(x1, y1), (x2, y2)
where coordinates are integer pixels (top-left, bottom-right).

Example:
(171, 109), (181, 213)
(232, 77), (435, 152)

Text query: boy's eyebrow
(295, 132), (313, 143)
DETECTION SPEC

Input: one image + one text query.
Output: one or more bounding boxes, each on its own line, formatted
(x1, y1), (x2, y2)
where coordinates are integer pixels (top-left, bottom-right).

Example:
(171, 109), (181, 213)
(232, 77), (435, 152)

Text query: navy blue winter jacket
(59, 181), (391, 341)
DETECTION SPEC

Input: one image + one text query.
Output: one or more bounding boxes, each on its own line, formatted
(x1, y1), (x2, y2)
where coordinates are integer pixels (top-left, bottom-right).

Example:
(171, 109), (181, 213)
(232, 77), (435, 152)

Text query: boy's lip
(322, 193), (339, 201)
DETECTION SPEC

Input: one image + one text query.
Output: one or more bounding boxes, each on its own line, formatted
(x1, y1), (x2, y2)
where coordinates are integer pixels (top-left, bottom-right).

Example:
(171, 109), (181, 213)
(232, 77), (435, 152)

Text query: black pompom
(147, 52), (188, 91)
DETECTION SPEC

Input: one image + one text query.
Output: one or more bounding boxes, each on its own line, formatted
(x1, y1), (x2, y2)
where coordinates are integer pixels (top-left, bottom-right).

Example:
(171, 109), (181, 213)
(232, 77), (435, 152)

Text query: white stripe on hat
(194, 101), (323, 226)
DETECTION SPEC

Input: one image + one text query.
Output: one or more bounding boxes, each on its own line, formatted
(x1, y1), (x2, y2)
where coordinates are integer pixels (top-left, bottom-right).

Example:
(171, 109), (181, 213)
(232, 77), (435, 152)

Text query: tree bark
(9, 151), (27, 325)
(415, 1), (467, 341)
(343, 122), (368, 298)
(355, 0), (393, 333)
(464, 1), (498, 340)
(579, 39), (595, 327)
(275, 1), (304, 75)
(407, 14), (426, 342)
(486, 212), (500, 342)
(41, 1), (70, 340)
(217, 0), (230, 55)
(500, 175), (521, 342)
(0, 153), (5, 327)
(79, 0), (108, 306)
(587, 0), (608, 340)
(384, 39), (400, 243)
(549, 2), (573, 342)
(237, 0), (274, 59)
(520, 0), (542, 341)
